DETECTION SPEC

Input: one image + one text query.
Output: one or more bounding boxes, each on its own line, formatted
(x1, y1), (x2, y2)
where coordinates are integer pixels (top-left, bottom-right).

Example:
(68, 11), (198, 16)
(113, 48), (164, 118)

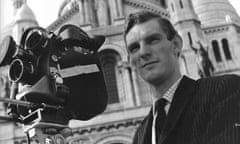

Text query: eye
(128, 43), (140, 53)
(146, 35), (162, 44)
(147, 37), (160, 44)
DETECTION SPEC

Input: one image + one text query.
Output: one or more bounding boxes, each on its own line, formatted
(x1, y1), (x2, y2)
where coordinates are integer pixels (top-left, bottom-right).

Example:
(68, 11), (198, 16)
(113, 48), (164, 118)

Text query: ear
(172, 34), (183, 57)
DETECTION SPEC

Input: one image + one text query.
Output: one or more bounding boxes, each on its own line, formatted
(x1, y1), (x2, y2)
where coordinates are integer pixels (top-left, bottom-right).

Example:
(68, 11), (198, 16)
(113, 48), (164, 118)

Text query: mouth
(141, 61), (158, 68)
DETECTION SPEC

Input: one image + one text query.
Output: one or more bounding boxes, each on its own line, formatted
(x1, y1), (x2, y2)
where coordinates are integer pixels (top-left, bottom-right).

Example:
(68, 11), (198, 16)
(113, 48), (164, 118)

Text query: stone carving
(68, 136), (90, 144)
(190, 41), (215, 78)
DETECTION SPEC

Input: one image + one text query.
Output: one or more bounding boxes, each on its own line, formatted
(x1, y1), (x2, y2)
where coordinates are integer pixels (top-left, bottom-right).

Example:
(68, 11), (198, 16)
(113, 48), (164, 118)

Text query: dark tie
(154, 98), (168, 141)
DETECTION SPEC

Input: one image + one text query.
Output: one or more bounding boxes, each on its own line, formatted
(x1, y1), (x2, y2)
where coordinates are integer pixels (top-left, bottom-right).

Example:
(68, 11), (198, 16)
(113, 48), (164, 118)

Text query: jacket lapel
(140, 109), (153, 144)
(158, 76), (197, 143)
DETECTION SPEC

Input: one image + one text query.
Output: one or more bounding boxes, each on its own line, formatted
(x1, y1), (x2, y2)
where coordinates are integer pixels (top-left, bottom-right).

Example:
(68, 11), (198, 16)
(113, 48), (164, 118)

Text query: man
(124, 11), (240, 144)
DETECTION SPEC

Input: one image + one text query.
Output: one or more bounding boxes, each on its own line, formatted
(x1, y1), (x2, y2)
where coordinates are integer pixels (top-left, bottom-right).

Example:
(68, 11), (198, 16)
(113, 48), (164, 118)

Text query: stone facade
(1, 0), (240, 143)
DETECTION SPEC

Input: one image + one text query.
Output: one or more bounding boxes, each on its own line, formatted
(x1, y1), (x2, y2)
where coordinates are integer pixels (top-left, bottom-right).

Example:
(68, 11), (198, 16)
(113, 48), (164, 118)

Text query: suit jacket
(133, 75), (240, 144)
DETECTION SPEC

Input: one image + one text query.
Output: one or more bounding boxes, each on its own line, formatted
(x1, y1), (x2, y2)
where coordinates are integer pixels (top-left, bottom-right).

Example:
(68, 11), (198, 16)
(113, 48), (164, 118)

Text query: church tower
(167, 0), (204, 78)
(12, 0), (38, 43)
(192, 0), (240, 75)
(12, 0), (27, 14)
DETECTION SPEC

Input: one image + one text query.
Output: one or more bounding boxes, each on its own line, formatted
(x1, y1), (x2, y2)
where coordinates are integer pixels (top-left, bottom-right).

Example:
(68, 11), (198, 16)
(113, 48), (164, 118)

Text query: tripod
(23, 108), (72, 144)
(0, 97), (73, 144)
(0, 74), (73, 144)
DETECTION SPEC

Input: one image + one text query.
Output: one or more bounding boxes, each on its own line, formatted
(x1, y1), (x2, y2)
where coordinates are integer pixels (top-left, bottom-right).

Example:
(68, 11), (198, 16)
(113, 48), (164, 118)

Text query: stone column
(78, 0), (85, 24)
(109, 0), (125, 25)
(95, 0), (110, 26)
(117, 61), (136, 107)
(116, 0), (123, 18)
(108, 0), (123, 19)
(131, 70), (141, 106)
(87, 0), (98, 27)
(83, 0), (90, 24)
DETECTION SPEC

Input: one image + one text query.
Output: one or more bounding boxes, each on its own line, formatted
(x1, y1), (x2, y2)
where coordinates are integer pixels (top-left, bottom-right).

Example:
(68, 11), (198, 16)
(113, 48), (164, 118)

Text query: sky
(0, 0), (240, 30)
(0, 0), (64, 29)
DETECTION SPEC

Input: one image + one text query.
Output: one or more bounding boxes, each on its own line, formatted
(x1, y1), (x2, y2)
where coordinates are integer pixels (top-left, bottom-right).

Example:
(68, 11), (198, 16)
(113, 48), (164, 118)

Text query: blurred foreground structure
(1, 0), (240, 143)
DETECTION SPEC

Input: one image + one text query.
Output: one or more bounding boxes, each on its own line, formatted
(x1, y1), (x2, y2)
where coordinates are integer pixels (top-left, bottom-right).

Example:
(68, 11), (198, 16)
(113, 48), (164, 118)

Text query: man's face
(126, 19), (181, 85)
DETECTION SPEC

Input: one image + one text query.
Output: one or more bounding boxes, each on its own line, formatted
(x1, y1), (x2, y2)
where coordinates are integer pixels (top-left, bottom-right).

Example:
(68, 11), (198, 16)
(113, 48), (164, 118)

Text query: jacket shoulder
(196, 74), (240, 101)
(197, 74), (240, 86)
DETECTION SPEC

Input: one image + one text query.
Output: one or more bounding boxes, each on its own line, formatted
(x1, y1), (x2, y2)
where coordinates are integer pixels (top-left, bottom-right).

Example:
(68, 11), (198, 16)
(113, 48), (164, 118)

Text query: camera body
(0, 24), (108, 124)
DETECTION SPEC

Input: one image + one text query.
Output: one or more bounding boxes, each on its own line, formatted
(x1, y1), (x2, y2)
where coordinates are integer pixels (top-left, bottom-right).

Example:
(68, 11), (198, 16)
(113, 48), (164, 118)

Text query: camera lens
(25, 29), (48, 55)
(9, 59), (24, 81)
(9, 59), (34, 83)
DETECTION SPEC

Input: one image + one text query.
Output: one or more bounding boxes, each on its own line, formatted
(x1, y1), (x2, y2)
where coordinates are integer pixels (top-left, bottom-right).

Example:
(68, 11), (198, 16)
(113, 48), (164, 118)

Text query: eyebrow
(127, 32), (162, 46)
(145, 33), (163, 41)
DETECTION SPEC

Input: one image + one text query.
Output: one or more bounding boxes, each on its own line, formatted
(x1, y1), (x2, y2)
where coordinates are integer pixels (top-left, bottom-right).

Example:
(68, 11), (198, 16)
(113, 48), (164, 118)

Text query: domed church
(1, 0), (240, 143)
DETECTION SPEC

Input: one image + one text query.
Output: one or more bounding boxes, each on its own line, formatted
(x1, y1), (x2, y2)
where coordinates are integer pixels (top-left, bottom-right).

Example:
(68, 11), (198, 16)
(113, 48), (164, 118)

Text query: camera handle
(23, 108), (73, 144)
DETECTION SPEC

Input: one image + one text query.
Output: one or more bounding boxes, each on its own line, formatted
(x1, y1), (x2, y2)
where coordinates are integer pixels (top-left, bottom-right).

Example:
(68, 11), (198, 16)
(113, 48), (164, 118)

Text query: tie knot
(154, 98), (168, 114)
(156, 98), (168, 107)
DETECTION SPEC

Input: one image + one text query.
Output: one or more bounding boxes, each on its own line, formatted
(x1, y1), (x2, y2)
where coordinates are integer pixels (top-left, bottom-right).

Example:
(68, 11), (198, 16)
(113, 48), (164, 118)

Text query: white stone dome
(192, 0), (240, 26)
(14, 4), (37, 23)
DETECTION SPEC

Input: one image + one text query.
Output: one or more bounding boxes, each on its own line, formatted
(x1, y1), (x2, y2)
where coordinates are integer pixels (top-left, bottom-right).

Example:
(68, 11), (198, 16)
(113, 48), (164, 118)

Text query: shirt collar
(162, 75), (183, 104)
(152, 75), (183, 113)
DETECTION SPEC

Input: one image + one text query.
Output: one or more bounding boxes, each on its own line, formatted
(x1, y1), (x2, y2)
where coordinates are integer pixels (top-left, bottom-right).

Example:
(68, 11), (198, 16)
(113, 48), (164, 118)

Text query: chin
(143, 74), (160, 83)
(143, 71), (166, 84)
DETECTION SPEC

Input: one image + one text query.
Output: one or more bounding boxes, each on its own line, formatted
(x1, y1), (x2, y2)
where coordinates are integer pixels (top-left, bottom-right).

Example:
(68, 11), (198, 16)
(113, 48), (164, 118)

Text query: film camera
(0, 24), (108, 127)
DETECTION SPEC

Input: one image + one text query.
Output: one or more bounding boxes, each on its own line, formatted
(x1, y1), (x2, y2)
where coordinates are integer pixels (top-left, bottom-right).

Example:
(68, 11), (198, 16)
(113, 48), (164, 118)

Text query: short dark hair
(124, 11), (177, 41)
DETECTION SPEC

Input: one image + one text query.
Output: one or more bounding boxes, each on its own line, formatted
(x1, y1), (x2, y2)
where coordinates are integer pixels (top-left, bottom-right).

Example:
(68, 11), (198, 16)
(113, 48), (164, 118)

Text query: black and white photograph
(0, 0), (240, 144)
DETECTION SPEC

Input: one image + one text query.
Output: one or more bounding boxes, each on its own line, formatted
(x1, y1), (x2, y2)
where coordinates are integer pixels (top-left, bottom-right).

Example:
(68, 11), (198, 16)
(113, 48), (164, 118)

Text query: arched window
(221, 38), (232, 60)
(99, 50), (120, 104)
(212, 40), (222, 62)
(179, 0), (184, 8)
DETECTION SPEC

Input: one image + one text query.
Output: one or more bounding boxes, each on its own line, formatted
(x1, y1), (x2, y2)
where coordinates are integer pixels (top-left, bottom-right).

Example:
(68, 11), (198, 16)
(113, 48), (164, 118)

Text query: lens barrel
(25, 29), (48, 55)
(9, 59), (35, 84)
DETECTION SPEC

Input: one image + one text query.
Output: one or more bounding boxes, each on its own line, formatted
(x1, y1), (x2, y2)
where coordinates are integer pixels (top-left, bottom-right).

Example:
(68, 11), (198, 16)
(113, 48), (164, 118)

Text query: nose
(139, 42), (151, 59)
